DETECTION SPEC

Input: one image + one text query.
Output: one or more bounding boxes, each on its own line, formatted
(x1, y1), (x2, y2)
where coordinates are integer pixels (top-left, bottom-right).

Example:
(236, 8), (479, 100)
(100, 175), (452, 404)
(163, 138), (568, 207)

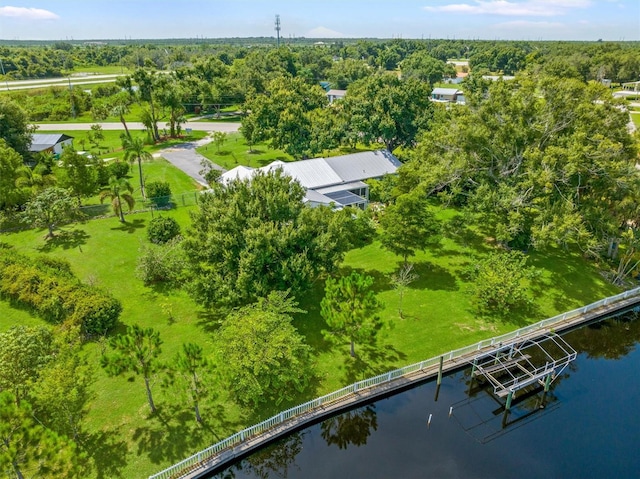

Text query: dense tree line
(399, 74), (639, 278)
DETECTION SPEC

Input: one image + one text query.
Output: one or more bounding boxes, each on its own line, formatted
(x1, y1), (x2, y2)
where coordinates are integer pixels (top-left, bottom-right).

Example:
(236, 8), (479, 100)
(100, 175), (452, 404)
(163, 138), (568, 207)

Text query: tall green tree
(0, 97), (35, 158)
(465, 251), (537, 315)
(183, 170), (358, 309)
(99, 176), (135, 223)
(156, 73), (187, 137)
(400, 51), (456, 84)
(164, 343), (211, 423)
(31, 329), (93, 441)
(122, 136), (152, 199)
(242, 76), (327, 158)
(321, 271), (384, 358)
(379, 190), (441, 266)
(109, 93), (132, 139)
(0, 326), (54, 407)
(406, 75), (638, 253)
(21, 187), (78, 238)
(132, 68), (161, 141)
(0, 140), (30, 210)
(216, 292), (313, 407)
(101, 324), (163, 414)
(343, 73), (434, 151)
(56, 147), (99, 205)
(0, 393), (87, 479)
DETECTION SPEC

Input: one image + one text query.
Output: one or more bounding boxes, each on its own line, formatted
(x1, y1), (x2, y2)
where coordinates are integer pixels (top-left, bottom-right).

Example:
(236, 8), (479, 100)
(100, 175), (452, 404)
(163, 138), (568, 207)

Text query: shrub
(146, 181), (172, 207)
(147, 216), (181, 244)
(107, 161), (130, 180)
(136, 238), (186, 285)
(0, 249), (121, 336)
(464, 251), (538, 315)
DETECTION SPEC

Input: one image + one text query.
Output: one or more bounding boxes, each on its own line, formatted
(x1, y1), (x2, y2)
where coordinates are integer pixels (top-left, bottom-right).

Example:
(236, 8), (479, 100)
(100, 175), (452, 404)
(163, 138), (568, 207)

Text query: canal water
(212, 312), (640, 479)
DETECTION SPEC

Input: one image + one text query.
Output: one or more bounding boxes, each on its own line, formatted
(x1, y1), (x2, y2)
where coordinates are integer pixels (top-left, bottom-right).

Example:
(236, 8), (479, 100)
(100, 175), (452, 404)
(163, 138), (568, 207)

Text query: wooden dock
(161, 293), (640, 479)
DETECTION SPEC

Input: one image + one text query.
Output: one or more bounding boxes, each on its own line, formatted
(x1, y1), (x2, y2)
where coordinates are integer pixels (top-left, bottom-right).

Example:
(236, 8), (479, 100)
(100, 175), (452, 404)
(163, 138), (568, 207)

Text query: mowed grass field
(196, 132), (382, 170)
(0, 158), (621, 477)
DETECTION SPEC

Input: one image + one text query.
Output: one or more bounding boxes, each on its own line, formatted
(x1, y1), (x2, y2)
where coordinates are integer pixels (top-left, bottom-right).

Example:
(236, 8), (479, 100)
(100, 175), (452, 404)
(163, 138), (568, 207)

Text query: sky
(0, 0), (638, 41)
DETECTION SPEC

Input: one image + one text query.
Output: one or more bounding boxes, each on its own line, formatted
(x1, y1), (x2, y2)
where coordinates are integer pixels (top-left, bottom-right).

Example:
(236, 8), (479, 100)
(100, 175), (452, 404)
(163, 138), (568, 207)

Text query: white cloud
(496, 20), (565, 27)
(0, 6), (59, 20)
(306, 26), (347, 38)
(423, 0), (590, 17)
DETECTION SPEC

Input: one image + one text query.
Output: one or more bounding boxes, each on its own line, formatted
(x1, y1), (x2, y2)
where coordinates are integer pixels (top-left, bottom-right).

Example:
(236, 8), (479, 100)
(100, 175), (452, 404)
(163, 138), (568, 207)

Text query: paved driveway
(159, 138), (225, 187)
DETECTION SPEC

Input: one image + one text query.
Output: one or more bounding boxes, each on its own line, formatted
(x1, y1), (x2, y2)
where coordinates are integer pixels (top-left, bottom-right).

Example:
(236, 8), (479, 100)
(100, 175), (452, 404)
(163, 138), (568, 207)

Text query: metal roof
(220, 165), (254, 184)
(29, 133), (73, 152)
(304, 189), (335, 206)
(325, 190), (366, 206)
(323, 150), (401, 183)
(316, 180), (368, 195)
(259, 158), (343, 189)
(220, 150), (400, 198)
(432, 87), (461, 96)
(327, 89), (346, 96)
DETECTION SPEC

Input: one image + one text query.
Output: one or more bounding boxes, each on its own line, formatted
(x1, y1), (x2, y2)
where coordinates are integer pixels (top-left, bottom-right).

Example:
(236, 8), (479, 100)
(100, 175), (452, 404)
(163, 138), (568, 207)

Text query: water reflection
(567, 311), (640, 359)
(223, 433), (304, 479)
(320, 405), (377, 450)
(212, 311), (640, 479)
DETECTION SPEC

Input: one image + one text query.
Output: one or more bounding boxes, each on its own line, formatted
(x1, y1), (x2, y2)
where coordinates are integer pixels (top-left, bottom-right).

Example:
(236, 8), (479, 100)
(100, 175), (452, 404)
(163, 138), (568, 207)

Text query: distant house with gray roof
(29, 133), (74, 156)
(326, 89), (346, 103)
(431, 87), (462, 103)
(220, 150), (401, 209)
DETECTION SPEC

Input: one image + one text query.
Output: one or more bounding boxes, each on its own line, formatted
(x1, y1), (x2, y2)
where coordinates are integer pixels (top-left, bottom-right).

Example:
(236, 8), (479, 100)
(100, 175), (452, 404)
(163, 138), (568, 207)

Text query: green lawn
(196, 133), (382, 170)
(42, 129), (206, 162)
(0, 175), (621, 477)
(631, 113), (640, 128)
(196, 133), (294, 169)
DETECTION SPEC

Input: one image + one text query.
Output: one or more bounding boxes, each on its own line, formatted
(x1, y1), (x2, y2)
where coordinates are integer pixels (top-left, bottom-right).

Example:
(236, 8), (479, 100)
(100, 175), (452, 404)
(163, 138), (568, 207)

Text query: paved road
(0, 74), (124, 92)
(35, 121), (241, 132)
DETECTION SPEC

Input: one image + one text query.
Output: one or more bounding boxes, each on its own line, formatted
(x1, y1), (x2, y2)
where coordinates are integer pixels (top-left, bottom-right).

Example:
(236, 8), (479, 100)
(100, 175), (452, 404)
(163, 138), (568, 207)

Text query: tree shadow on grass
(473, 299), (542, 329)
(410, 261), (459, 292)
(110, 218), (146, 234)
(527, 248), (615, 312)
(82, 429), (129, 479)
(342, 343), (407, 385)
(132, 403), (224, 465)
(36, 228), (90, 252)
(196, 308), (226, 334)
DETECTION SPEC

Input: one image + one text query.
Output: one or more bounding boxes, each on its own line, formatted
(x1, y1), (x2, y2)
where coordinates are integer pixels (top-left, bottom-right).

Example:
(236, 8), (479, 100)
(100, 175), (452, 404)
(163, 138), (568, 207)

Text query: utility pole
(0, 57), (8, 91)
(68, 77), (75, 118)
(275, 14), (281, 48)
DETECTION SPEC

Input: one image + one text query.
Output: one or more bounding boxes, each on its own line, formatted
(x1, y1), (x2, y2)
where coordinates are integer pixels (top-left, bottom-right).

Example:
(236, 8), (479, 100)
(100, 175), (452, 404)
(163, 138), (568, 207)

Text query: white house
(431, 87), (462, 103)
(220, 150), (401, 209)
(29, 133), (74, 156)
(326, 89), (346, 103)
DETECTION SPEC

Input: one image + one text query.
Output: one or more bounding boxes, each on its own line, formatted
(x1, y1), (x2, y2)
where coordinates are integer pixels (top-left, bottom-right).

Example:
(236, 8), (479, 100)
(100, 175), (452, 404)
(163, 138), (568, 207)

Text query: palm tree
(100, 176), (135, 223)
(15, 162), (56, 195)
(111, 102), (131, 139)
(122, 136), (153, 199)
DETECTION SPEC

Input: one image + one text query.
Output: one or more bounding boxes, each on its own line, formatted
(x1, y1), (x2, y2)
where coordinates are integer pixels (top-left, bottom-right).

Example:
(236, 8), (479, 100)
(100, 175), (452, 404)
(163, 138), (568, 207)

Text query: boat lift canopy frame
(471, 333), (577, 398)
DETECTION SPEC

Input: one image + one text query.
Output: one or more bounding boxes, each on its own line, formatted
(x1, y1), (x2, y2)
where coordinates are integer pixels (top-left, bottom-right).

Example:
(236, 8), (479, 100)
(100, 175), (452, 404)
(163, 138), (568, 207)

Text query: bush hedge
(147, 216), (181, 244)
(146, 181), (172, 207)
(0, 248), (121, 336)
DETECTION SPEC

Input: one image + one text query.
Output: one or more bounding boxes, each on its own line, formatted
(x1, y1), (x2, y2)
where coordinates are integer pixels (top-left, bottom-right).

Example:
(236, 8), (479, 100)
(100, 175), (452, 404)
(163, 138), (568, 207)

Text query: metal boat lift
(470, 333), (576, 410)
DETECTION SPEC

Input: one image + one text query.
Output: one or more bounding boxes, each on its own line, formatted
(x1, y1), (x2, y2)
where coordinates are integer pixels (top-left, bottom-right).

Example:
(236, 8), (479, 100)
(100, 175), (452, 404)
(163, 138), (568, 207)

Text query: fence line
(148, 286), (640, 479)
(0, 190), (202, 234)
